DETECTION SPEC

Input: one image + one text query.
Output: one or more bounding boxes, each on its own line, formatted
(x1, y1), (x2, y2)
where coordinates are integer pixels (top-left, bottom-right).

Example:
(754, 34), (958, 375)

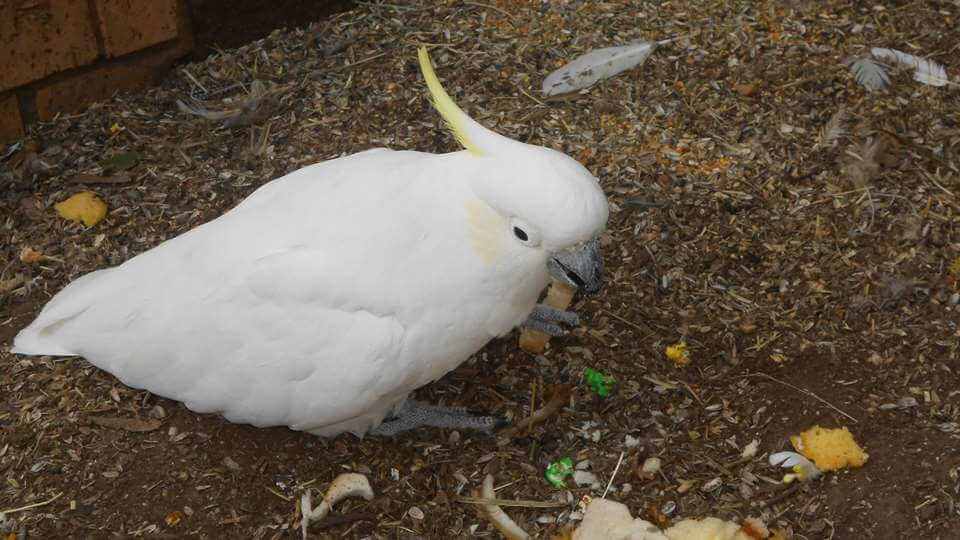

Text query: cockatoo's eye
(510, 218), (541, 247)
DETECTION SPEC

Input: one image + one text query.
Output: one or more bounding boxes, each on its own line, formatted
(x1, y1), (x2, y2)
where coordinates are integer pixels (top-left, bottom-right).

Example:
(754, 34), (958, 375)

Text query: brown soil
(2, 1), (959, 539)
(185, 0), (355, 61)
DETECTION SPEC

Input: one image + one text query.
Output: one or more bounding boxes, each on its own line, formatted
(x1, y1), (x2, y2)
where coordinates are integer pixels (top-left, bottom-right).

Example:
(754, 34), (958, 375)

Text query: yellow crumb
(19, 246), (44, 263)
(791, 425), (868, 471)
(666, 342), (690, 365)
(55, 191), (108, 227)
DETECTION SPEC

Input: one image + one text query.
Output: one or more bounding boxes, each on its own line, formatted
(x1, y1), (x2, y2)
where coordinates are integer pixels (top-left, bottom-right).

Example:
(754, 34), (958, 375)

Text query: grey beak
(547, 238), (605, 294)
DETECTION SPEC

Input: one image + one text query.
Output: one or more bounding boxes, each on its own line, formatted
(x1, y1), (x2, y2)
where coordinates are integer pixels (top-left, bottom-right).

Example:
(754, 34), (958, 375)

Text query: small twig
(336, 53), (387, 70)
(921, 169), (960, 212)
(702, 455), (735, 479)
(498, 384), (571, 443)
(759, 482), (804, 508)
(600, 309), (650, 335)
(219, 514), (248, 525)
(744, 373), (858, 423)
(923, 170), (956, 198)
(463, 1), (516, 23)
(181, 69), (208, 95)
(68, 173), (134, 185)
(776, 72), (837, 90)
(454, 496), (566, 509)
(912, 514), (958, 531)
(1, 492), (63, 514)
(601, 451), (625, 499)
(642, 375), (680, 390)
(311, 512), (377, 531)
(353, 1), (423, 11)
(682, 381), (704, 407)
(528, 380), (537, 436)
(295, 478), (318, 490)
(622, 198), (671, 211)
(517, 85), (544, 106)
(266, 486), (291, 502)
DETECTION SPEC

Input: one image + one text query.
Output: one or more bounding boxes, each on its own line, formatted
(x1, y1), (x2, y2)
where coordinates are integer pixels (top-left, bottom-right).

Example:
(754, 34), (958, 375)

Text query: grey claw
(466, 414), (507, 433)
(524, 318), (568, 337)
(536, 304), (579, 326)
(524, 303), (579, 336)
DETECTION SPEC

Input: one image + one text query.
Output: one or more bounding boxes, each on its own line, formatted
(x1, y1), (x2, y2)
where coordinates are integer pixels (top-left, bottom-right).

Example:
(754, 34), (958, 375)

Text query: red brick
(95, 0), (180, 57)
(32, 20), (192, 122)
(34, 62), (157, 120)
(0, 0), (99, 91)
(0, 93), (24, 143)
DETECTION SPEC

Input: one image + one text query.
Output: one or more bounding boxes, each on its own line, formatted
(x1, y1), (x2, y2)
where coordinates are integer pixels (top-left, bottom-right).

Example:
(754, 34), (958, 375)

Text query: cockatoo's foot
(369, 400), (505, 437)
(524, 303), (580, 337)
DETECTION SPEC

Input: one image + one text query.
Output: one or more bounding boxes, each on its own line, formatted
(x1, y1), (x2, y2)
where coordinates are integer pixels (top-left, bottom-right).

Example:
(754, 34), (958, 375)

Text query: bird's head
(418, 48), (608, 293)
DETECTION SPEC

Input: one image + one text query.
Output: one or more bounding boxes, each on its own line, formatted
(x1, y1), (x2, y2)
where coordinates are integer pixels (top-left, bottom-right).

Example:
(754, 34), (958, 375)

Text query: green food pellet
(545, 457), (574, 488)
(583, 367), (615, 397)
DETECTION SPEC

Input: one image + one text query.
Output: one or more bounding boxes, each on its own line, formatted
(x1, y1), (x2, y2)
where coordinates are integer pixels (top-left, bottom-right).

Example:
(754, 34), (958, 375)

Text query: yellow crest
(417, 47), (483, 156)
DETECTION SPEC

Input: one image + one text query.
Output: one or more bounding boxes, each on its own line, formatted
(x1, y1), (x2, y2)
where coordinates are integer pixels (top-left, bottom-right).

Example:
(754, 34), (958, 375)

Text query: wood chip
(87, 416), (163, 432)
(69, 173), (134, 184)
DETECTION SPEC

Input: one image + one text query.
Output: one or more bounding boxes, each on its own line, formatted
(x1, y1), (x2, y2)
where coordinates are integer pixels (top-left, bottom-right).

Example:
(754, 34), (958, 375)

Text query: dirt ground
(185, 0), (354, 61)
(2, 1), (959, 539)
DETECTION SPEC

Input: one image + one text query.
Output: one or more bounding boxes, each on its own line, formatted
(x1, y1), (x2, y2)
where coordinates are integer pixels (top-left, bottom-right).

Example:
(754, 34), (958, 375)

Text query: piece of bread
(792, 425), (869, 471)
(519, 280), (577, 354)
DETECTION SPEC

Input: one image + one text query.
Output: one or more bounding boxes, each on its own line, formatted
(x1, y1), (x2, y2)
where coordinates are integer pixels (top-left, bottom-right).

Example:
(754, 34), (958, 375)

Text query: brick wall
(0, 0), (194, 144)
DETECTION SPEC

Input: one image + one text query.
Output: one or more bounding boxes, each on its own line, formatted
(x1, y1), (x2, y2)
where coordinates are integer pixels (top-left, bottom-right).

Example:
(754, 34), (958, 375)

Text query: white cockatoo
(12, 48), (608, 437)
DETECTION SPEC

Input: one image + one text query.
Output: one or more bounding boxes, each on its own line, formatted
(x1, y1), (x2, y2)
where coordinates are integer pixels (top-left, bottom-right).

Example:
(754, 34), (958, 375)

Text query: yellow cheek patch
(465, 199), (505, 264)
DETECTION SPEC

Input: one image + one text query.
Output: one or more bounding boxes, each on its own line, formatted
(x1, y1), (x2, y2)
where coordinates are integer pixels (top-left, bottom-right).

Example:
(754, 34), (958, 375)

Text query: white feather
(850, 57), (890, 91)
(870, 47), (951, 87)
(542, 40), (668, 96)
(769, 451), (822, 480)
(769, 451), (809, 468)
(816, 107), (847, 149)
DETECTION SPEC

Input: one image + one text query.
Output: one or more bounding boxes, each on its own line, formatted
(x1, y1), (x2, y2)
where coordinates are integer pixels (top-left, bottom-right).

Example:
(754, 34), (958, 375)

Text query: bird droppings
(1, 1), (959, 538)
